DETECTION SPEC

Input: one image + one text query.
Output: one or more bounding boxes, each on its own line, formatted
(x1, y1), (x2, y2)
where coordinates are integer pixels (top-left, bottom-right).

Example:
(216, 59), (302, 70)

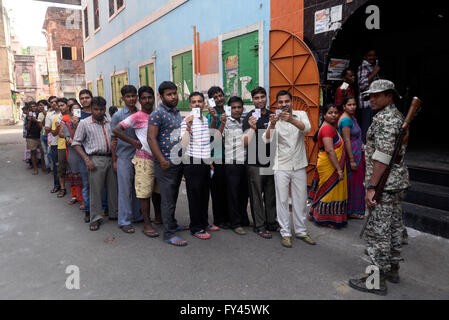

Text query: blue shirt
(148, 103), (182, 163)
(80, 110), (91, 120)
(111, 106), (138, 159)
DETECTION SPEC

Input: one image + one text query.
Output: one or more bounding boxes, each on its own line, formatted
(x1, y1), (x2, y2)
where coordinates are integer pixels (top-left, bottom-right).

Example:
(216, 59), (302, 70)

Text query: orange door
(269, 30), (320, 184)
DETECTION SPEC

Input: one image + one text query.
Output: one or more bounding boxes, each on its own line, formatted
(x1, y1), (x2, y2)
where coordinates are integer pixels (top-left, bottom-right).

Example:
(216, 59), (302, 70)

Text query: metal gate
(269, 30), (320, 184)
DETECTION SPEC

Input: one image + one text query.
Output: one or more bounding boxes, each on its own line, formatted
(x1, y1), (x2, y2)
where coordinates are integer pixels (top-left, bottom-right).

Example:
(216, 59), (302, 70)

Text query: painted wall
(271, 0), (304, 39)
(82, 0), (270, 105)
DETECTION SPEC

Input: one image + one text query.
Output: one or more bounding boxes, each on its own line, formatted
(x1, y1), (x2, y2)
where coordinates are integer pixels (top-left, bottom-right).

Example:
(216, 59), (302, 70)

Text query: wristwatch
(367, 182), (377, 190)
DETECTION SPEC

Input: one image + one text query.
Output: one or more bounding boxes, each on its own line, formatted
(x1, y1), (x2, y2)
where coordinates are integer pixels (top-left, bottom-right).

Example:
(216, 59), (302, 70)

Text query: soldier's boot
(386, 264), (400, 284)
(402, 228), (408, 245)
(348, 273), (388, 296)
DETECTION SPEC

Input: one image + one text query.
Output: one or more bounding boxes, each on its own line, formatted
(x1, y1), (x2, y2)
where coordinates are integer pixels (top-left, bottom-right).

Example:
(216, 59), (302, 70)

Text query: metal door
(269, 30), (320, 184)
(172, 51), (193, 111)
(222, 31), (259, 105)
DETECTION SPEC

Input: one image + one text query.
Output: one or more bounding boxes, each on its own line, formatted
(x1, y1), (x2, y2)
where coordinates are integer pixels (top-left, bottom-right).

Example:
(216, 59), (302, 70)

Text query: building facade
(42, 6), (85, 98)
(0, 1), (17, 125)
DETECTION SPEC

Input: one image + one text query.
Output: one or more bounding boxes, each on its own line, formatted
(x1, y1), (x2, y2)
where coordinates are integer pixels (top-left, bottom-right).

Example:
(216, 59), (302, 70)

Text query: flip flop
(89, 221), (100, 231)
(164, 237), (188, 247)
(175, 225), (189, 232)
(120, 225), (135, 233)
(143, 228), (159, 238)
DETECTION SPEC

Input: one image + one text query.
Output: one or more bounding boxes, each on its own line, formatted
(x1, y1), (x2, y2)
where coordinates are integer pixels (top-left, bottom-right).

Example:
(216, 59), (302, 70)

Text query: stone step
(405, 181), (449, 212)
(408, 166), (449, 187)
(403, 202), (449, 239)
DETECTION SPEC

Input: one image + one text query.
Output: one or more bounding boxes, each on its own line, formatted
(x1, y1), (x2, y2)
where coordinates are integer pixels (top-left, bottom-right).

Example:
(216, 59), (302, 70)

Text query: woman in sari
(309, 104), (348, 228)
(338, 96), (365, 219)
(59, 102), (83, 206)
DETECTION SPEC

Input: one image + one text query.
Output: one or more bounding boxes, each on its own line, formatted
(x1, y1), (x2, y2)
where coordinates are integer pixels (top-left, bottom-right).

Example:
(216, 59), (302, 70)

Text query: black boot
(386, 264), (400, 283)
(84, 211), (90, 223)
(349, 272), (388, 296)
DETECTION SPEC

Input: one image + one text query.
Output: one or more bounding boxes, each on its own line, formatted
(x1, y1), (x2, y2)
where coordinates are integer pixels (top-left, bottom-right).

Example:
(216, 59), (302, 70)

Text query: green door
(172, 51), (193, 111)
(222, 31), (259, 105)
(97, 78), (104, 98)
(139, 63), (155, 90)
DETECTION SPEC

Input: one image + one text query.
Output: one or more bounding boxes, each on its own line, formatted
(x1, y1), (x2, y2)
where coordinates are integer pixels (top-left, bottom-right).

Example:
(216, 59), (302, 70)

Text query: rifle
(360, 96), (422, 238)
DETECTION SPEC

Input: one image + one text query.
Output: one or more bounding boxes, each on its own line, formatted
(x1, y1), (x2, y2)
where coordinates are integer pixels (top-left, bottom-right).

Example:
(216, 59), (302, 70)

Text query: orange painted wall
(199, 38), (218, 75)
(270, 0), (304, 39)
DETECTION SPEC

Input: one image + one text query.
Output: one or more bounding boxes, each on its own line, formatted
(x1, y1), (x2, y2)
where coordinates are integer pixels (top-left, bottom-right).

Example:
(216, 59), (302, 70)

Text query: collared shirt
(263, 110), (311, 171)
(222, 116), (245, 164)
(120, 110), (153, 160)
(180, 115), (211, 159)
(37, 112), (46, 136)
(242, 108), (273, 167)
(111, 106), (138, 159)
(148, 103), (182, 163)
(72, 116), (112, 155)
(207, 107), (224, 160)
(365, 104), (410, 191)
(357, 60), (380, 109)
(52, 115), (66, 150)
(46, 111), (60, 146)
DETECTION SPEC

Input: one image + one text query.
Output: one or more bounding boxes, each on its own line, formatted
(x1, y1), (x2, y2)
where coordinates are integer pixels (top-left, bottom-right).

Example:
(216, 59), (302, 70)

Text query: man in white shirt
(263, 90), (316, 248)
(44, 96), (61, 193)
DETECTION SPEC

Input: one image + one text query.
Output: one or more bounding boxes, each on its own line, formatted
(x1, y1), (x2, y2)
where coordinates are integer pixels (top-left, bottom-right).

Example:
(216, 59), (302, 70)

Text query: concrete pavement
(0, 124), (448, 300)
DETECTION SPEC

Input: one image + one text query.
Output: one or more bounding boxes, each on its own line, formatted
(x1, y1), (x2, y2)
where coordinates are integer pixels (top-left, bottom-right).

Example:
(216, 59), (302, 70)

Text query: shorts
(132, 156), (158, 199)
(58, 149), (68, 178)
(26, 138), (41, 151)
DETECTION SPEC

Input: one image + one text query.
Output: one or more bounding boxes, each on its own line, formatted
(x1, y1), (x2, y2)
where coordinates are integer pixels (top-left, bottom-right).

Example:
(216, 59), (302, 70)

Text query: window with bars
(61, 46), (77, 60)
(94, 0), (100, 30)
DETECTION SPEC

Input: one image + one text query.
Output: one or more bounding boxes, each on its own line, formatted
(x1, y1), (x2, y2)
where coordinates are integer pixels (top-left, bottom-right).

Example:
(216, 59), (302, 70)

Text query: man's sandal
(57, 189), (67, 198)
(296, 234), (316, 245)
(233, 227), (246, 235)
(120, 225), (135, 233)
(89, 221), (100, 231)
(143, 228), (159, 238)
(257, 229), (272, 239)
(192, 230), (211, 240)
(164, 237), (188, 247)
(281, 236), (292, 248)
(50, 187), (60, 193)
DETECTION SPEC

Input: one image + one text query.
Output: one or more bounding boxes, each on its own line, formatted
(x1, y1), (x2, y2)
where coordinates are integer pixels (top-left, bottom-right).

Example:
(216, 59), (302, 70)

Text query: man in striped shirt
(72, 97), (118, 231)
(179, 92), (213, 240)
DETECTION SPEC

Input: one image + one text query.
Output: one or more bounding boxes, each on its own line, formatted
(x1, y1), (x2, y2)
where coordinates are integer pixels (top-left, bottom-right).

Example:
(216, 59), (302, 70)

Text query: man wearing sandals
(113, 86), (161, 238)
(263, 90), (316, 248)
(72, 97), (118, 231)
(148, 82), (188, 246)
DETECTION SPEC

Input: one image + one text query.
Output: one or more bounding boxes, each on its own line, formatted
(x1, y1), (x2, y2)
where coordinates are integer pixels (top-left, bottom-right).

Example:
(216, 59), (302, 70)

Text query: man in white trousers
(262, 90), (316, 248)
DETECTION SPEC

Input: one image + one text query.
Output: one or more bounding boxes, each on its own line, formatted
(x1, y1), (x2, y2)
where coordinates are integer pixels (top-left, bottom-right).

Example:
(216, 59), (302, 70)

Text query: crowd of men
(21, 72), (410, 295)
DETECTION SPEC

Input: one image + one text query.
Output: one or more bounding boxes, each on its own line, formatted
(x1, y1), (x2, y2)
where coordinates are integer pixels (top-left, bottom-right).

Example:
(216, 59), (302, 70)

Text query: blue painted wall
(82, 0), (270, 105)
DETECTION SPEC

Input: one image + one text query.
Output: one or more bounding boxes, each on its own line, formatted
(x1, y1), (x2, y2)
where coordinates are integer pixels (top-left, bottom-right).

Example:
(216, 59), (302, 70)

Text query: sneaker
(192, 230), (211, 240)
(233, 227), (246, 235)
(206, 225), (220, 232)
(296, 234), (316, 245)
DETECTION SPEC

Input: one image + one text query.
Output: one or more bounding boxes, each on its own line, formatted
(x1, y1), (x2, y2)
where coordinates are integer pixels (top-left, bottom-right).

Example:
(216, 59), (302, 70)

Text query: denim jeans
(50, 146), (60, 189)
(40, 135), (50, 169)
(78, 156), (89, 212)
(117, 158), (141, 226)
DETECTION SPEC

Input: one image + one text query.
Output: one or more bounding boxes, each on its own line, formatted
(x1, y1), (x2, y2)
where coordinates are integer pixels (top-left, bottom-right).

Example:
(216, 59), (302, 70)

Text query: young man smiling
(263, 90), (315, 248)
(111, 85), (142, 234)
(242, 86), (277, 239)
(113, 86), (162, 238)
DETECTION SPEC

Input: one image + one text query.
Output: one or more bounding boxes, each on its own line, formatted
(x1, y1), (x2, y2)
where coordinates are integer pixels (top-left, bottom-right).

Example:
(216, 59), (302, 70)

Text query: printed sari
(309, 125), (348, 228)
(338, 116), (365, 218)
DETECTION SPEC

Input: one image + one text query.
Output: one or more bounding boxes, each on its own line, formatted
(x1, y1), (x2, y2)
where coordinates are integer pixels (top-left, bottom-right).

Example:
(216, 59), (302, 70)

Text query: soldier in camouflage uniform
(349, 80), (410, 296)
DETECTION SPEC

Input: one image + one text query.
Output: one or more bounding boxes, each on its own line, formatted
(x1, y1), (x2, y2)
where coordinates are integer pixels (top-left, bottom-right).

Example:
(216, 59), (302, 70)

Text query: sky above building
(3, 0), (80, 48)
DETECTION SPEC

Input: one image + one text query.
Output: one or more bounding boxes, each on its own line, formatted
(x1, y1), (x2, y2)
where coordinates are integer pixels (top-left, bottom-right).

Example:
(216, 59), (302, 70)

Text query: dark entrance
(327, 0), (449, 169)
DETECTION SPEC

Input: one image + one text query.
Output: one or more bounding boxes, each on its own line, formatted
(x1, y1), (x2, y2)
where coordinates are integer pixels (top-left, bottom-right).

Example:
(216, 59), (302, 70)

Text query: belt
(89, 153), (112, 157)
